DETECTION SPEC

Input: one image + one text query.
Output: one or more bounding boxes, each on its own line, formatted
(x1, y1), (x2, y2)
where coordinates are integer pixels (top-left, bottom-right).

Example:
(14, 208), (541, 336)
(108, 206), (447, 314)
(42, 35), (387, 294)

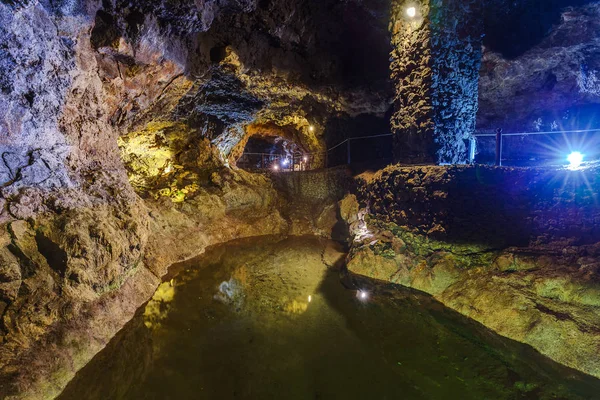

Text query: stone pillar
(389, 0), (483, 164)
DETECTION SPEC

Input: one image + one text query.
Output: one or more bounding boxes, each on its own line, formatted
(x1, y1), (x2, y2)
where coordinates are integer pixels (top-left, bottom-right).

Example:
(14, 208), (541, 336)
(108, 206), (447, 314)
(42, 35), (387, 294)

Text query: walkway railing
(237, 133), (393, 172)
(237, 152), (319, 171)
(472, 128), (600, 166)
(239, 127), (599, 172)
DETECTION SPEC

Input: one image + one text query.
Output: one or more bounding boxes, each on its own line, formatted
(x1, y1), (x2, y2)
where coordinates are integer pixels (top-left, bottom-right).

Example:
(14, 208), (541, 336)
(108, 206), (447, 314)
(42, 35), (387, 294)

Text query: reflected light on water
(143, 280), (176, 329)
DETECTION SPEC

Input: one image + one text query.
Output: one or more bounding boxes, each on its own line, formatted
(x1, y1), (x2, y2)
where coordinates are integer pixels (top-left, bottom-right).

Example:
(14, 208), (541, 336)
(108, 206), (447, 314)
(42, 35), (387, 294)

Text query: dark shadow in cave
(484, 0), (598, 59)
(324, 111), (393, 172)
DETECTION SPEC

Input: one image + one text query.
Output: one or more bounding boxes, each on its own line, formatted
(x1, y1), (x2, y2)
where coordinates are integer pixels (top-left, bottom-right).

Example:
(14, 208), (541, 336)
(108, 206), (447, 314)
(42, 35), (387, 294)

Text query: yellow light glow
(308, 295), (312, 303)
(406, 7), (416, 17)
(303, 156), (308, 162)
(309, 125), (315, 132)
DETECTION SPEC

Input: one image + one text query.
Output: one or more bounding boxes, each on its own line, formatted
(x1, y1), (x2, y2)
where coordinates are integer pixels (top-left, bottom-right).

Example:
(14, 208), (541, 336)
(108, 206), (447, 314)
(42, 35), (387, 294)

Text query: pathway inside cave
(58, 236), (600, 400)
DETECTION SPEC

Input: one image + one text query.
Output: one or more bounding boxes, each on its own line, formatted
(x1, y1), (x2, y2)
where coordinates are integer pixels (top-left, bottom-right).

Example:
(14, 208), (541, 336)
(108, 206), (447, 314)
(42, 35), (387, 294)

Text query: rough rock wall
(0, 0), (394, 397)
(389, 0), (483, 164)
(478, 2), (600, 133)
(356, 164), (600, 247)
(343, 164), (600, 378)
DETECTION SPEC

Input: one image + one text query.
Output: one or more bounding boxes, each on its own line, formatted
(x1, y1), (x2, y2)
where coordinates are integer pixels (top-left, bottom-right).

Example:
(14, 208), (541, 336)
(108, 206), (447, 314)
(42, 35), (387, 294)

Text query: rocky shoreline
(342, 164), (600, 379)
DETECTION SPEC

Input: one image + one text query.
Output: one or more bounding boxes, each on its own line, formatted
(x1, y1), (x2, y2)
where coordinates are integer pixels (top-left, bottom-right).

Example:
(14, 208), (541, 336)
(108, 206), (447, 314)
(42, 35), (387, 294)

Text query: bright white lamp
(567, 152), (584, 168)
(406, 7), (416, 18)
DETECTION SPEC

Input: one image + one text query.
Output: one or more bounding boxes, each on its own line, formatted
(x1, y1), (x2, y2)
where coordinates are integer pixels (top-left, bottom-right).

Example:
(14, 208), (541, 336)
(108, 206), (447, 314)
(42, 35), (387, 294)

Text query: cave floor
(57, 236), (600, 400)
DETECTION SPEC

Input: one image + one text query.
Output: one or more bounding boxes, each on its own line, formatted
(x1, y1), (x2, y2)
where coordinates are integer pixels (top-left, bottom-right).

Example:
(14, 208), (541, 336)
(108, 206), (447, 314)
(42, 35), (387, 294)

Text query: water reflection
(59, 236), (600, 400)
(143, 280), (176, 329)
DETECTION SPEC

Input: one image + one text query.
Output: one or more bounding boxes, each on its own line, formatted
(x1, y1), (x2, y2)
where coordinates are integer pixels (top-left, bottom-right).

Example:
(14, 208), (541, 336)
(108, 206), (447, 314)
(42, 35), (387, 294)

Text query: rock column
(389, 0), (483, 164)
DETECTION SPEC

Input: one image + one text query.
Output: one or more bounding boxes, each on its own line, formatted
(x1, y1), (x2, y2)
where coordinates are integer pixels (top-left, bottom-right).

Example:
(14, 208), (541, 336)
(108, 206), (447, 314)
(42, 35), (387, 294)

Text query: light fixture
(308, 295), (312, 303)
(357, 290), (369, 301)
(303, 156), (308, 162)
(309, 125), (315, 132)
(406, 6), (416, 18)
(567, 151), (584, 168)
(273, 164), (279, 171)
(282, 158), (290, 166)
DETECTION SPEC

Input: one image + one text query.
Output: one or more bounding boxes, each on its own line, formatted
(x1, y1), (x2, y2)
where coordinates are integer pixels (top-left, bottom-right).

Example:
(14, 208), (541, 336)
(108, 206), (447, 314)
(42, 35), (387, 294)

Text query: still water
(58, 236), (600, 400)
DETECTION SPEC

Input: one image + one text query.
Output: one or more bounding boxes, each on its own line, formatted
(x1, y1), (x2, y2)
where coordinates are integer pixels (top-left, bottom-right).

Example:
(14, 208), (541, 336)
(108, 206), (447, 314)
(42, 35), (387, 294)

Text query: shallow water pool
(58, 236), (600, 400)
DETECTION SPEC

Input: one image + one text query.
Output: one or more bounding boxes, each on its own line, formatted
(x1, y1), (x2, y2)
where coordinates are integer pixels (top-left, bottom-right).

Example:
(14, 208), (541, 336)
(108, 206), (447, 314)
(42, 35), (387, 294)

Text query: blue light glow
(567, 151), (584, 168)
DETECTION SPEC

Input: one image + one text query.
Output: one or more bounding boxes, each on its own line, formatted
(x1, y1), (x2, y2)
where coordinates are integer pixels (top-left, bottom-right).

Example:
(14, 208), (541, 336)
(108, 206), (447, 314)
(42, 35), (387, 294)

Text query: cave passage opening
(232, 121), (326, 172)
(236, 135), (314, 172)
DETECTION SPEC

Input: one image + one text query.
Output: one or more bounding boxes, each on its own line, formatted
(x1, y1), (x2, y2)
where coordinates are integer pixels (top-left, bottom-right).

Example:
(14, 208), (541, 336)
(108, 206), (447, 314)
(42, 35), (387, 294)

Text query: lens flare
(567, 152), (584, 168)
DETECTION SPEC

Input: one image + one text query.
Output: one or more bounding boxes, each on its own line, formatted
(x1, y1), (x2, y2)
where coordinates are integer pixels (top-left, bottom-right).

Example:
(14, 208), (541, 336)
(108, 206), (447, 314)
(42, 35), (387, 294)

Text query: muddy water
(58, 236), (600, 400)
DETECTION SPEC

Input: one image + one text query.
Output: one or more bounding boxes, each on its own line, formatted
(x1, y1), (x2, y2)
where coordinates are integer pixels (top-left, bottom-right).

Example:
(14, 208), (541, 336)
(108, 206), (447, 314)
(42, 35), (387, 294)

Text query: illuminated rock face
(0, 1), (391, 397)
(389, 0), (483, 164)
(343, 163), (600, 379)
(478, 2), (600, 133)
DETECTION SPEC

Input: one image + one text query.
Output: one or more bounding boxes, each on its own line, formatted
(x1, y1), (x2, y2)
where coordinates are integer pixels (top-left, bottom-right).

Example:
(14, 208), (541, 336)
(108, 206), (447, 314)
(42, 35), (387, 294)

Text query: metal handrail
(327, 133), (393, 152)
(472, 127), (600, 166)
(238, 132), (396, 172)
(474, 128), (600, 137)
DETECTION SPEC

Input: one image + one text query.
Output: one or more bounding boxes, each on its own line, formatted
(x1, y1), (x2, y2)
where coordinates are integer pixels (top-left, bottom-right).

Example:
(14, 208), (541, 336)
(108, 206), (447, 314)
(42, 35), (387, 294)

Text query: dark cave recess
(483, 0), (598, 58)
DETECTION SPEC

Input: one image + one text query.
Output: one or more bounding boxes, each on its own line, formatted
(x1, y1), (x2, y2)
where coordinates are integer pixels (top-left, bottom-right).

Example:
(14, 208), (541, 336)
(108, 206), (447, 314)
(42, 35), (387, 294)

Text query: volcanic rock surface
(2, 0), (600, 398)
(478, 1), (600, 133)
(0, 0), (389, 397)
(343, 164), (600, 379)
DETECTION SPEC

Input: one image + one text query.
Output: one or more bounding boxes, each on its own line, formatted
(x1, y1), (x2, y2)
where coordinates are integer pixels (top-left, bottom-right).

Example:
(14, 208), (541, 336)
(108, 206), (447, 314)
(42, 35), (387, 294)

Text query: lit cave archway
(231, 122), (326, 172)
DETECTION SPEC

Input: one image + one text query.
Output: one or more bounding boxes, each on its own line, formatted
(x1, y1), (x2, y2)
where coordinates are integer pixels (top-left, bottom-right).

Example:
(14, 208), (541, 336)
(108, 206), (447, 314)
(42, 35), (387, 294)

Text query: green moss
(514, 381), (538, 393)
(374, 220), (498, 269)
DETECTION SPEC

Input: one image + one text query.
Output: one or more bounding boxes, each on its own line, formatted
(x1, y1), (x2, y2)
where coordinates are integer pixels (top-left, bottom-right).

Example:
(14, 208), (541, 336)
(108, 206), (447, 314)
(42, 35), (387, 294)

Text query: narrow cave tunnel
(3, 0), (600, 399)
(236, 136), (313, 172)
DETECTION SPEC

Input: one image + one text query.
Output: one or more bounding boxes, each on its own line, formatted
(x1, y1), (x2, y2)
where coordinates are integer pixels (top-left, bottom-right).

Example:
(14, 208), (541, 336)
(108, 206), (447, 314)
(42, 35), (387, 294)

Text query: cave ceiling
(1, 0), (600, 177)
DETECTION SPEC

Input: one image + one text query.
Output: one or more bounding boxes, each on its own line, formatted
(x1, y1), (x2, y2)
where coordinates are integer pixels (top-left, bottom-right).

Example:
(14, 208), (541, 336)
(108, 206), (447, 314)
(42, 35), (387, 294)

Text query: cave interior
(1, 0), (600, 398)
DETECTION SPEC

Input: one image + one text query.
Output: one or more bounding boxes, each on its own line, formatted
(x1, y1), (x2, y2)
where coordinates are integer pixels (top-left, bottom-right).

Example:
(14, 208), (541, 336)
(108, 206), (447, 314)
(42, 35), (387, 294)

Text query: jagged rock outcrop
(0, 0), (391, 398)
(478, 1), (600, 133)
(342, 164), (600, 379)
(389, 0), (483, 164)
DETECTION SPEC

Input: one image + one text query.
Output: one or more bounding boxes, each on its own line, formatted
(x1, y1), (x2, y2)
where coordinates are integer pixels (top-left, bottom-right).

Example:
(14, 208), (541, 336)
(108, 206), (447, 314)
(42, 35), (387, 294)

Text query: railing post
(468, 137), (476, 164)
(495, 128), (503, 166)
(347, 139), (351, 165)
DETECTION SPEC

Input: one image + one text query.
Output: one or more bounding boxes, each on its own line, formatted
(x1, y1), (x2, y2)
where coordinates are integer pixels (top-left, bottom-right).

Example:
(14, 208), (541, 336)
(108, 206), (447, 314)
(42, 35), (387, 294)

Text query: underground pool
(57, 236), (600, 400)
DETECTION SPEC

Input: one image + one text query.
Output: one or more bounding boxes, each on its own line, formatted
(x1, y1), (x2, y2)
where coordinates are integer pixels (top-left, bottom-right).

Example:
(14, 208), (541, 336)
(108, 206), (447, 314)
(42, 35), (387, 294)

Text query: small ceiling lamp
(406, 6), (416, 18)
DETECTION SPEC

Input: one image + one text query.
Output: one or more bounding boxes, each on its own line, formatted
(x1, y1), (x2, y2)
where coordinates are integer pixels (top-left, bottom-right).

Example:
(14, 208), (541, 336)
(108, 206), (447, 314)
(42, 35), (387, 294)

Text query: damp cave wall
(355, 164), (600, 248)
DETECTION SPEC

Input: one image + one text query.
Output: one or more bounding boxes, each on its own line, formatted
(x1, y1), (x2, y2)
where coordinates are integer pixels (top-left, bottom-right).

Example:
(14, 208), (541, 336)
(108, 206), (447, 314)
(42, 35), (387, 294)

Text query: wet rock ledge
(342, 163), (600, 379)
